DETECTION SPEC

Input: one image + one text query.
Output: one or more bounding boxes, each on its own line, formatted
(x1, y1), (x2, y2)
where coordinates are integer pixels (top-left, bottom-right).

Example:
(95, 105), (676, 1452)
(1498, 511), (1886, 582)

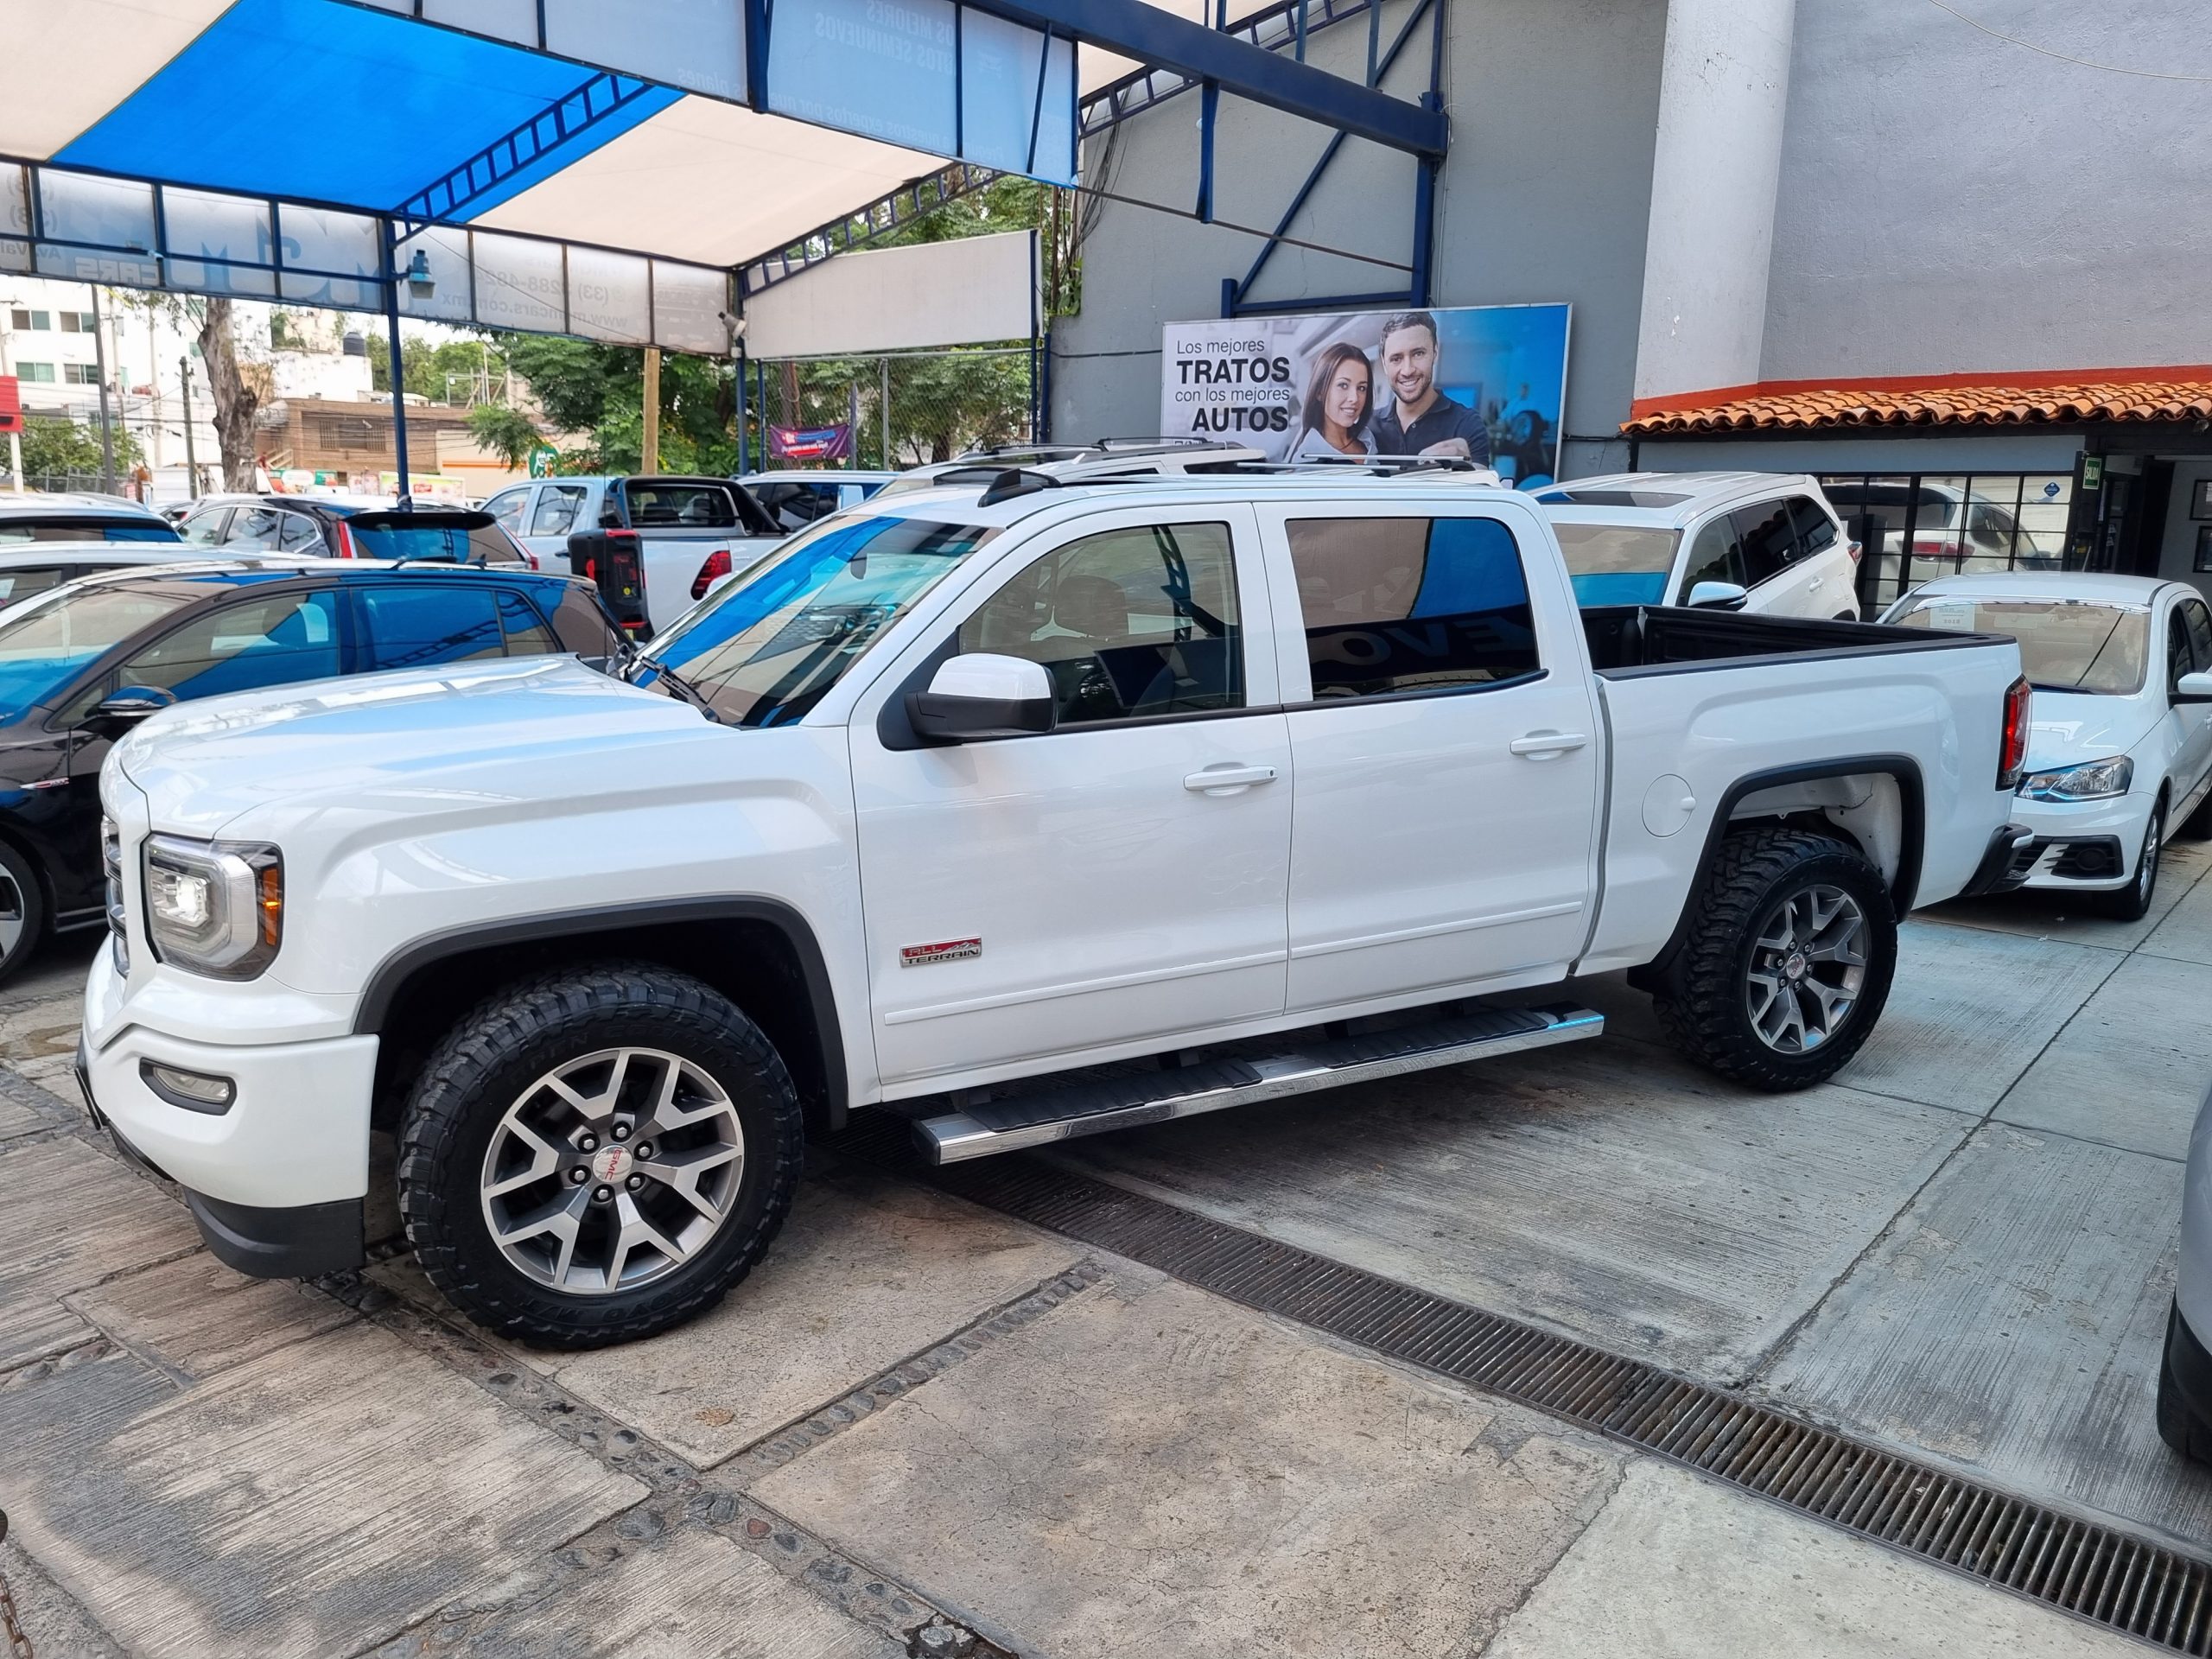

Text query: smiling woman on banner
(1291, 342), (1376, 460)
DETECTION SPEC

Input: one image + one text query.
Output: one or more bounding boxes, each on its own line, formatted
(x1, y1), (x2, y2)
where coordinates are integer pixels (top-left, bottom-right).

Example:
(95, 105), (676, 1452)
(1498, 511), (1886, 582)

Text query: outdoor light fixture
(405, 249), (435, 300)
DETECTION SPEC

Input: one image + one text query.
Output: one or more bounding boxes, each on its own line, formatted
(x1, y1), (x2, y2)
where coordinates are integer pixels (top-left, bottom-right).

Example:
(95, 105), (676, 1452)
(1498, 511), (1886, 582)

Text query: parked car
(736, 470), (899, 532)
(177, 494), (525, 566)
(1827, 478), (2063, 603)
(1532, 472), (1861, 618)
(2161, 1079), (2212, 1464)
(1883, 573), (2212, 918)
(481, 475), (783, 631)
(78, 473), (2034, 1344)
(0, 493), (181, 544)
(0, 542), (319, 612)
(0, 560), (626, 983)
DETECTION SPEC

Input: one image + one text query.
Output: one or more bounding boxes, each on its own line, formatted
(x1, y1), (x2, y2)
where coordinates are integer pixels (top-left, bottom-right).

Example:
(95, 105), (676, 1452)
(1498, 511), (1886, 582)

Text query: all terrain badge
(900, 938), (982, 967)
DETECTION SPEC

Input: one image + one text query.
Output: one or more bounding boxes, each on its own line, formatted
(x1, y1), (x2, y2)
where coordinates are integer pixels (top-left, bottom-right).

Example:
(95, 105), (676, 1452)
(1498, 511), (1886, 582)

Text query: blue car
(0, 559), (626, 982)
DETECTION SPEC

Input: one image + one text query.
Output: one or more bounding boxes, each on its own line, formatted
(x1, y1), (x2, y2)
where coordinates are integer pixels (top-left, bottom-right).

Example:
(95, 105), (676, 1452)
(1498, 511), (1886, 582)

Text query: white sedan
(1884, 573), (2212, 918)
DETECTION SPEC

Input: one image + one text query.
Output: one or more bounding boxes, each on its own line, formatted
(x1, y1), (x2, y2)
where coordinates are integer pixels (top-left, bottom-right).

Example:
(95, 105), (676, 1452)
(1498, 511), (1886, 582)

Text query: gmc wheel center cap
(592, 1146), (633, 1184)
(1783, 951), (1808, 982)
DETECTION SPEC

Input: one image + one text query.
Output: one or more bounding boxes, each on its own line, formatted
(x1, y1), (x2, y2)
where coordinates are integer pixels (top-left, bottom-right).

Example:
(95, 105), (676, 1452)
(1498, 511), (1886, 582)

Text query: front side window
(485, 488), (528, 533)
(118, 590), (343, 701)
(359, 584), (505, 671)
(530, 485), (588, 537)
(225, 506), (286, 550)
(639, 515), (995, 728)
(1550, 522), (1679, 607)
(2171, 609), (2195, 696)
(2183, 597), (2212, 671)
(1730, 501), (1796, 586)
(1287, 515), (1537, 700)
(1892, 598), (2148, 696)
(959, 522), (1242, 726)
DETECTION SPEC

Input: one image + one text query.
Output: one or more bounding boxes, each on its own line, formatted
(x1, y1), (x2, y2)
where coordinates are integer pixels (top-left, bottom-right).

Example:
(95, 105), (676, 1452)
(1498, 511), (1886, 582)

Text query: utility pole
(89, 285), (116, 493)
(382, 221), (412, 509)
(178, 354), (200, 499)
(641, 346), (661, 473)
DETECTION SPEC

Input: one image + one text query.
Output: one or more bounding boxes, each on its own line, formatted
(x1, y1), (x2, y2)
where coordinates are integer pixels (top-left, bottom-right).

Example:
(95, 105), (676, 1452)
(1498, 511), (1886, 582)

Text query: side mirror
(1686, 581), (1750, 612)
(906, 653), (1055, 742)
(2176, 671), (2212, 704)
(83, 685), (177, 734)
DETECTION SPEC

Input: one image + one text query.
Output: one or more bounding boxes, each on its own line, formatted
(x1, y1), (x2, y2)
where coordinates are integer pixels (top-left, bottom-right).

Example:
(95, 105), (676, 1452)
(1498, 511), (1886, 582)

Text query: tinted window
(625, 482), (736, 529)
(1287, 516), (1536, 700)
(1788, 496), (1839, 559)
(2171, 609), (2195, 696)
(119, 591), (343, 700)
(0, 586), (194, 715)
(226, 506), (286, 550)
(759, 482), (841, 532)
(348, 521), (524, 565)
(360, 585), (505, 671)
(278, 511), (322, 551)
(1730, 501), (1796, 586)
(0, 563), (122, 604)
(0, 516), (180, 544)
(496, 589), (560, 656)
(180, 508), (229, 545)
(959, 522), (1242, 726)
(547, 587), (623, 658)
(1681, 518), (1744, 591)
(531, 485), (588, 537)
(2183, 598), (2212, 671)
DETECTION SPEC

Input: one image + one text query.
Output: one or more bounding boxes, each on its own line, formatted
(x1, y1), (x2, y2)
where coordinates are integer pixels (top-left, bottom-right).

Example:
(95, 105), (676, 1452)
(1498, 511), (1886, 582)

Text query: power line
(1924, 0), (2212, 82)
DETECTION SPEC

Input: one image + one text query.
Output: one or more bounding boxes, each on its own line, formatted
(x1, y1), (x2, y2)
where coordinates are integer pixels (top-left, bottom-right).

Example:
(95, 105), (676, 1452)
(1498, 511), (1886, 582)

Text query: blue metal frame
(396, 70), (661, 225)
(739, 162), (1005, 297)
(1080, 0), (1380, 138)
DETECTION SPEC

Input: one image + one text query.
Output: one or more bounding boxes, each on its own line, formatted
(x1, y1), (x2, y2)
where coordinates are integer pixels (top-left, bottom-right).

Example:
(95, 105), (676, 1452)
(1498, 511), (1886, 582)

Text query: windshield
(637, 514), (995, 726)
(0, 517), (180, 544)
(0, 585), (194, 715)
(1893, 596), (2149, 695)
(1551, 522), (1680, 607)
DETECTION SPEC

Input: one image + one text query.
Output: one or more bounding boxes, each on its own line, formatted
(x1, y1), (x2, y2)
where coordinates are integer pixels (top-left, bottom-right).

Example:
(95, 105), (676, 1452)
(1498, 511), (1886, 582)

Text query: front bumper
(2009, 791), (2151, 892)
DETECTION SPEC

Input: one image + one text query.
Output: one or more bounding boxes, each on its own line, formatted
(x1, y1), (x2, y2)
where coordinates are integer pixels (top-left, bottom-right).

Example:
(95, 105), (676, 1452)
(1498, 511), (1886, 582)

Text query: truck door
(523, 482), (592, 574)
(1255, 501), (1603, 1013)
(849, 504), (1293, 1087)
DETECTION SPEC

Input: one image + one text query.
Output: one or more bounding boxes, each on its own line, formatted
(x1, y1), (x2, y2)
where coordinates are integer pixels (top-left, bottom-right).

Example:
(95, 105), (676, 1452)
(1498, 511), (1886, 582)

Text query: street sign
(527, 444), (558, 478)
(0, 377), (19, 435)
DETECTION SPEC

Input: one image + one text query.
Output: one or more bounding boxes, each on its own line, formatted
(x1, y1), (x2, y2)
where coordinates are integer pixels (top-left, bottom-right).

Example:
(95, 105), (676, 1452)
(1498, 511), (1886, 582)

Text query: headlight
(2019, 755), (2133, 802)
(142, 834), (283, 979)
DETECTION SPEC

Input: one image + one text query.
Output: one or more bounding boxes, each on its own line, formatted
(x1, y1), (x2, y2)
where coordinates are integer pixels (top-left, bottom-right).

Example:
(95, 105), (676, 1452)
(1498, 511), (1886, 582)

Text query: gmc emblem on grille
(900, 938), (982, 967)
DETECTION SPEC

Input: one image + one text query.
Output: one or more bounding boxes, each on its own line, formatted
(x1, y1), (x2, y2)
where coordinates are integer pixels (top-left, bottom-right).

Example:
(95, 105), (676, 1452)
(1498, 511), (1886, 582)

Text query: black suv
(178, 498), (530, 564)
(0, 561), (625, 982)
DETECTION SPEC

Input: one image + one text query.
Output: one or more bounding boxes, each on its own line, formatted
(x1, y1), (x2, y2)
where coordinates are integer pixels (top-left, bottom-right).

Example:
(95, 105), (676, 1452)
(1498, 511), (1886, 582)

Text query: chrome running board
(913, 1002), (1604, 1165)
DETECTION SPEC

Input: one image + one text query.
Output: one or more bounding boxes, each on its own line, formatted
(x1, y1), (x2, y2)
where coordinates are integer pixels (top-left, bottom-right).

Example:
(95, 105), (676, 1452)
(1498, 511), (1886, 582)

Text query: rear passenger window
(1730, 501), (1796, 587)
(361, 585), (505, 671)
(1287, 516), (1537, 700)
(1788, 496), (1838, 559)
(547, 588), (624, 659)
(957, 521), (1242, 727)
(496, 589), (560, 656)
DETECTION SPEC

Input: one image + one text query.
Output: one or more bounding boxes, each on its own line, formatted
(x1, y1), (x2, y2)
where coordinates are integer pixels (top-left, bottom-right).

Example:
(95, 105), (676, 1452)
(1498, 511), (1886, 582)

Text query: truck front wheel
(397, 963), (804, 1348)
(1652, 826), (1897, 1090)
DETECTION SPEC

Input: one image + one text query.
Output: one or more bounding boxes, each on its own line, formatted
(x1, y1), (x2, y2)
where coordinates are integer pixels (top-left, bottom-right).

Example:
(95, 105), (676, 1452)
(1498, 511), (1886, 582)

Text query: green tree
(368, 334), (512, 402)
(466, 404), (543, 469)
(16, 415), (143, 479)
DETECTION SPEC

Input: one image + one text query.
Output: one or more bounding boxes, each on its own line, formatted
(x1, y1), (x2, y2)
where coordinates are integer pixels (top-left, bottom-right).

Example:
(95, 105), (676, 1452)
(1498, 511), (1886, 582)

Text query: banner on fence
(770, 423), (854, 462)
(1160, 302), (1570, 487)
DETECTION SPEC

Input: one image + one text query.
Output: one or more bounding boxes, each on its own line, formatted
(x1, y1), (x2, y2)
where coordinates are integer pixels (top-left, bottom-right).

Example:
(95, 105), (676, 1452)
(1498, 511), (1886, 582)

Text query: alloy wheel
(479, 1046), (746, 1294)
(1745, 884), (1868, 1053)
(0, 870), (22, 960)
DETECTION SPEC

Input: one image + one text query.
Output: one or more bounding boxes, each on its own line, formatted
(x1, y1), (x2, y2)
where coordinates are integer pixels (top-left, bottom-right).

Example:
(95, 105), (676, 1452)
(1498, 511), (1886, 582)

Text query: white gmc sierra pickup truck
(79, 473), (2037, 1346)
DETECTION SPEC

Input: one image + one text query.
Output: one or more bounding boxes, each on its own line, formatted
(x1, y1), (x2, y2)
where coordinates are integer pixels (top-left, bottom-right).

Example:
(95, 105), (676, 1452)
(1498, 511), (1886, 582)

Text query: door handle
(1809, 576), (1826, 592)
(1184, 764), (1278, 793)
(1510, 732), (1588, 758)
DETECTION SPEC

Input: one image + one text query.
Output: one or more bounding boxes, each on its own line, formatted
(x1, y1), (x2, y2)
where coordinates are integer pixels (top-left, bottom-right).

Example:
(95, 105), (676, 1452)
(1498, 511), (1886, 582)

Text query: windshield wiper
(624, 654), (721, 723)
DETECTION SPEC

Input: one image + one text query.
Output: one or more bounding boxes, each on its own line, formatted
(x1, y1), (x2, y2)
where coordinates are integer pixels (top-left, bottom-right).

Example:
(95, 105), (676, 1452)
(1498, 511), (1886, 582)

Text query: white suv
(1535, 472), (1861, 619)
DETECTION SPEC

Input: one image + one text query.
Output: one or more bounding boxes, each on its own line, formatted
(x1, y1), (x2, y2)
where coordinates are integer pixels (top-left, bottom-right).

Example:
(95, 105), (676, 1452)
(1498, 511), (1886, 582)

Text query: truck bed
(1579, 604), (2006, 675)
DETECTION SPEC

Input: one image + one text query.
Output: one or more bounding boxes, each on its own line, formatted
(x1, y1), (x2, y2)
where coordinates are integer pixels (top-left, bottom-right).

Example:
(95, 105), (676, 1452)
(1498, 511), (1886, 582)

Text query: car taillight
(1999, 675), (2031, 790)
(691, 548), (731, 601)
(333, 520), (358, 558)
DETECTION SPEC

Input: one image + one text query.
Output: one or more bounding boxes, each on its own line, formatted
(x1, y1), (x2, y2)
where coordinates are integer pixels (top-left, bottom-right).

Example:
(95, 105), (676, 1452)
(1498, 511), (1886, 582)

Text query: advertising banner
(770, 423), (855, 462)
(1160, 302), (1570, 488)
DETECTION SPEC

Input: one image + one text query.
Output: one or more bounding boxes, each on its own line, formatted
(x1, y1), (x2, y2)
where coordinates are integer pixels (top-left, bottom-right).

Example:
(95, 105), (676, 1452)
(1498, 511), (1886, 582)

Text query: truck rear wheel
(1652, 826), (1897, 1090)
(397, 963), (804, 1348)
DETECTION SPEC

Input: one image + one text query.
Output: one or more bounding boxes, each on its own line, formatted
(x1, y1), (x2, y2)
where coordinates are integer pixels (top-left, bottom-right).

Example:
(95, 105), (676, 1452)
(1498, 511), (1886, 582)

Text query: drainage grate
(875, 1143), (2212, 1652)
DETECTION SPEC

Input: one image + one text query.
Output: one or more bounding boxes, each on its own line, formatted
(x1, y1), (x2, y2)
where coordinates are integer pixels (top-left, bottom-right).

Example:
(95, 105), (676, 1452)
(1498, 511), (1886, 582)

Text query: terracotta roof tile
(1621, 382), (2212, 436)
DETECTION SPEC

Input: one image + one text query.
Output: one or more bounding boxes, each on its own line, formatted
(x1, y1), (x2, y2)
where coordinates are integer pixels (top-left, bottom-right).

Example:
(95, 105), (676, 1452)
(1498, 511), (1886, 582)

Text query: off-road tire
(2087, 799), (2164, 921)
(397, 963), (804, 1348)
(0, 838), (48, 988)
(1652, 825), (1897, 1090)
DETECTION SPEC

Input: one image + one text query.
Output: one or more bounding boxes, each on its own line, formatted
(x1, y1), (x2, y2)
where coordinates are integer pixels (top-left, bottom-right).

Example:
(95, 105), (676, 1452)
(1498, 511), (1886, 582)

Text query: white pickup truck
(80, 474), (2037, 1347)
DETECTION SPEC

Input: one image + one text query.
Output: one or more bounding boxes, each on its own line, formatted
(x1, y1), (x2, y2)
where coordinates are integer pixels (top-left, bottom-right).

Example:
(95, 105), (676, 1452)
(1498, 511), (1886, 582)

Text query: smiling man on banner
(1371, 311), (1491, 463)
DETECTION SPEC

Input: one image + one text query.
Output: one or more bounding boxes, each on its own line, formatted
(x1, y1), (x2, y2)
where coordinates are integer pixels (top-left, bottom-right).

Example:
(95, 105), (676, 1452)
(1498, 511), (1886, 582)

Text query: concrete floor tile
(0, 1091), (42, 1141)
(67, 1252), (355, 1381)
(1922, 841), (2209, 953)
(756, 1273), (1621, 1659)
(1054, 1041), (1969, 1377)
(1756, 1125), (2212, 1548)
(1831, 921), (2121, 1112)
(0, 934), (99, 1022)
(0, 1138), (199, 1368)
(2141, 872), (2212, 967)
(1486, 1459), (2142, 1659)
(0, 1539), (127, 1659)
(1, 1322), (645, 1659)
(1997, 954), (2212, 1160)
(379, 1167), (1084, 1467)
(435, 1523), (901, 1659)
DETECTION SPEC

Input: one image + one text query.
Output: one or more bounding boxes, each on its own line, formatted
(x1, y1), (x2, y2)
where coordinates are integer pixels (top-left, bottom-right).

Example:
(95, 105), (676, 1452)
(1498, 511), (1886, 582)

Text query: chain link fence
(744, 346), (1036, 470)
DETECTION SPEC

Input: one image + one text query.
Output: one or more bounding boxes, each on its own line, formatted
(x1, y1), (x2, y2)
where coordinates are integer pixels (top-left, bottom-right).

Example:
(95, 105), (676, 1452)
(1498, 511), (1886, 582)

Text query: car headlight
(142, 834), (283, 979)
(2019, 755), (2133, 803)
